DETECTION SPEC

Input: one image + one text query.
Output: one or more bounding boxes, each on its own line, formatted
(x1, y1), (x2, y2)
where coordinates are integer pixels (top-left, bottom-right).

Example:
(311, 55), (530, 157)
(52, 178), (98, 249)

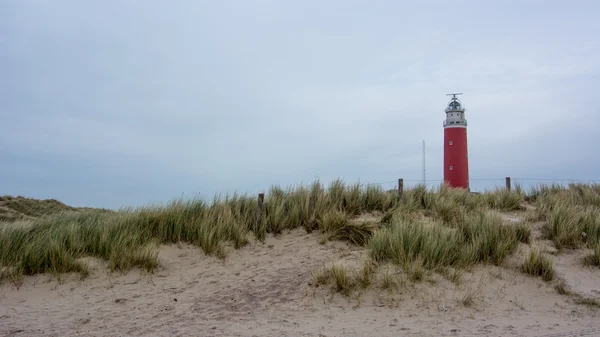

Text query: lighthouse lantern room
(443, 93), (470, 190)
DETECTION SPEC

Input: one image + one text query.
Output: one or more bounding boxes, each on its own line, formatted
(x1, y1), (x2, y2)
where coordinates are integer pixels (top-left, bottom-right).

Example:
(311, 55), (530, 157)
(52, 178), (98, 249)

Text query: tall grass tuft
(370, 211), (521, 270)
(530, 183), (600, 250)
(544, 204), (600, 250)
(515, 222), (532, 244)
(316, 209), (376, 245)
(522, 249), (555, 281)
(323, 222), (378, 246)
(355, 261), (376, 288)
(330, 265), (355, 295)
(458, 211), (521, 265)
(484, 188), (524, 210)
(369, 219), (462, 268)
(310, 264), (358, 296)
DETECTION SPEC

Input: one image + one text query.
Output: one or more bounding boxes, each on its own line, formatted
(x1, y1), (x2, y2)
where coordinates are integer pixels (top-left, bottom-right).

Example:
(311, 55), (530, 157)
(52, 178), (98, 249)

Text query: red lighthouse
(443, 93), (470, 190)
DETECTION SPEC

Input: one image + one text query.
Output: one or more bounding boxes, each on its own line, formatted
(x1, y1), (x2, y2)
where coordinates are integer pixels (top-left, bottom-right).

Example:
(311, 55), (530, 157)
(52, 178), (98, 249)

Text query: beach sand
(2, 228), (600, 337)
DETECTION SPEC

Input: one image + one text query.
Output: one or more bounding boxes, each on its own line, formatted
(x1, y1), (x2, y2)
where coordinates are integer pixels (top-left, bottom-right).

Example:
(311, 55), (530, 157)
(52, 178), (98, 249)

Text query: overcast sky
(1, 0), (599, 209)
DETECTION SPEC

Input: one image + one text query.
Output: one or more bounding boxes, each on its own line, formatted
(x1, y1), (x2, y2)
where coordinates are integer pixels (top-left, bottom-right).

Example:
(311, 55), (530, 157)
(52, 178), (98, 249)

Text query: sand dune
(2, 226), (600, 337)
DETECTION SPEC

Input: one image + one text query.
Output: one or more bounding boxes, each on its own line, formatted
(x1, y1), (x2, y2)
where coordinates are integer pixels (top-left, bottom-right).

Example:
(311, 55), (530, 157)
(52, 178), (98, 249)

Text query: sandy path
(1, 229), (600, 337)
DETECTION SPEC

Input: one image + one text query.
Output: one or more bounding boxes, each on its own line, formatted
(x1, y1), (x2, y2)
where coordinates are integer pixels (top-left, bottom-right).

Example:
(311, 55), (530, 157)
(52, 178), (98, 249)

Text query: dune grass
(522, 249), (555, 281)
(515, 222), (532, 244)
(1, 180), (598, 286)
(583, 244), (600, 268)
(370, 210), (522, 270)
(311, 261), (402, 295)
(0, 180), (397, 283)
(0, 195), (111, 223)
(318, 209), (377, 245)
(529, 184), (600, 250)
(312, 182), (598, 296)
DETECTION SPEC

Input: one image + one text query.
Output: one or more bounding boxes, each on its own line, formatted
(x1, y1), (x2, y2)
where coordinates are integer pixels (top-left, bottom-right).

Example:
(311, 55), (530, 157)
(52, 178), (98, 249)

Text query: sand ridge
(1, 228), (600, 337)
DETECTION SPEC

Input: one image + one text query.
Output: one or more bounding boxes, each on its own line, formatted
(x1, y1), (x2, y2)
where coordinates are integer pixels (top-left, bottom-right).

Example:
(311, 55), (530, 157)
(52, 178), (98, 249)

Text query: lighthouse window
(449, 166), (454, 171)
(449, 141), (453, 145)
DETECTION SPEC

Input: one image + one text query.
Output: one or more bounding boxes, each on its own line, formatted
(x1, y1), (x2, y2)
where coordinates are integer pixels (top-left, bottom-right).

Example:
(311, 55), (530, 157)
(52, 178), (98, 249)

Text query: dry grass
(311, 262), (404, 296)
(369, 210), (522, 269)
(2, 181), (600, 289)
(515, 222), (532, 244)
(355, 261), (376, 288)
(573, 296), (600, 308)
(555, 280), (571, 295)
(530, 184), (600, 251)
(0, 180), (398, 283)
(330, 265), (355, 295)
(582, 243), (600, 267)
(309, 264), (361, 296)
(522, 249), (555, 282)
(544, 204), (599, 250)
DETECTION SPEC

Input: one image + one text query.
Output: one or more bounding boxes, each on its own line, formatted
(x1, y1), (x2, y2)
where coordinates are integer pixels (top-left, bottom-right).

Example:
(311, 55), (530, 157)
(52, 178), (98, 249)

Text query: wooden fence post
(398, 178), (404, 200)
(256, 193), (264, 230)
(505, 177), (511, 191)
(308, 191), (317, 229)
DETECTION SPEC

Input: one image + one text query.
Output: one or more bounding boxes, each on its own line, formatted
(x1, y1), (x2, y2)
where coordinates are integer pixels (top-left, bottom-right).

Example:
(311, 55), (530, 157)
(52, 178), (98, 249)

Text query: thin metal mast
(422, 139), (426, 185)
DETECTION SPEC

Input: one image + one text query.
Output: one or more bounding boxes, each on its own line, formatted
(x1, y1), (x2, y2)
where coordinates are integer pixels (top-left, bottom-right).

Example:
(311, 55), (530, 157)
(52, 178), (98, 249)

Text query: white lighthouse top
(444, 93), (467, 128)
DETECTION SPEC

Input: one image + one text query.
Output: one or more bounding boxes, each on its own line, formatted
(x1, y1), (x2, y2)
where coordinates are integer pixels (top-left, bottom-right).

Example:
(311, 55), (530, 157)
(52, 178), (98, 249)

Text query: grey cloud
(1, 0), (599, 208)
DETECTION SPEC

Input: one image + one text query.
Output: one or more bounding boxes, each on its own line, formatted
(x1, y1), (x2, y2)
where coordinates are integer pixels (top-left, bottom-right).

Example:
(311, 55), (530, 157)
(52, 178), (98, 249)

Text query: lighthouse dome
(446, 99), (464, 111)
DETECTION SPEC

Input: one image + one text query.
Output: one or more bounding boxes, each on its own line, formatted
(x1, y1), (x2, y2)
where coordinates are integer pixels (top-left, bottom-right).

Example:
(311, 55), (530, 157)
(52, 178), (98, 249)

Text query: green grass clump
(515, 222), (532, 244)
(544, 204), (600, 250)
(322, 221), (377, 246)
(369, 219), (461, 268)
(108, 241), (159, 272)
(529, 184), (600, 249)
(330, 265), (355, 295)
(459, 211), (520, 265)
(527, 184), (566, 203)
(429, 197), (466, 226)
(19, 236), (89, 279)
(407, 259), (426, 282)
(522, 249), (555, 281)
(396, 185), (523, 227)
(310, 267), (332, 287)
(310, 264), (359, 296)
(484, 188), (524, 211)
(318, 209), (349, 233)
(317, 208), (377, 245)
(379, 270), (398, 290)
(315, 206), (376, 245)
(0, 211), (163, 283)
(370, 211), (521, 270)
(263, 186), (309, 235)
(361, 185), (396, 213)
(355, 261), (375, 288)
